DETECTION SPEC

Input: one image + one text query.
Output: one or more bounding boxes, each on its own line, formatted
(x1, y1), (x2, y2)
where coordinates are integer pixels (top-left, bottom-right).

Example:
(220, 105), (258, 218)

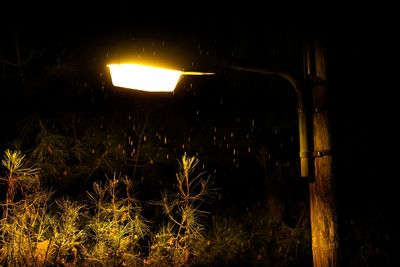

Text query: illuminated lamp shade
(107, 64), (215, 92)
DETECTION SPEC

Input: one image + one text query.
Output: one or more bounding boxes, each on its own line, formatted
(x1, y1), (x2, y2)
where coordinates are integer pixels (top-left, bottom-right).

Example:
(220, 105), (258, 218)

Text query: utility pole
(107, 31), (340, 266)
(231, 37), (339, 265)
(306, 36), (340, 267)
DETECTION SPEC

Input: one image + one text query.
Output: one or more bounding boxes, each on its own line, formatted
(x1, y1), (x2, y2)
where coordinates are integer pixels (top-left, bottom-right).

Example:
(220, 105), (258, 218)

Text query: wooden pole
(308, 37), (340, 267)
(231, 39), (340, 265)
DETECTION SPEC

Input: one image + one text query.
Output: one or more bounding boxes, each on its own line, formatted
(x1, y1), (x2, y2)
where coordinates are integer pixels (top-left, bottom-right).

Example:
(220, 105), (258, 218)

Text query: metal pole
(230, 66), (311, 179)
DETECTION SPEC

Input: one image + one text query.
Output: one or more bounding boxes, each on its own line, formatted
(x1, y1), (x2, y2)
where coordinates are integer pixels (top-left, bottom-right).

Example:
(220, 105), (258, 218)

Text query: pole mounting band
(313, 150), (332, 157)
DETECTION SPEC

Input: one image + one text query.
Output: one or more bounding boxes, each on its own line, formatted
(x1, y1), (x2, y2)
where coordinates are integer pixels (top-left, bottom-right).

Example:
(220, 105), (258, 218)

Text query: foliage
(28, 116), (132, 192)
(242, 203), (311, 267)
(0, 190), (54, 266)
(0, 149), (313, 266)
(0, 149), (40, 219)
(84, 175), (149, 266)
(193, 216), (248, 266)
(146, 155), (215, 267)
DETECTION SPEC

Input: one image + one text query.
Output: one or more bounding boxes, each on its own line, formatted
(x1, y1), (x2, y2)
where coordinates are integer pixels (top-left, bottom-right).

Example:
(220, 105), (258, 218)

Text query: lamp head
(107, 63), (215, 92)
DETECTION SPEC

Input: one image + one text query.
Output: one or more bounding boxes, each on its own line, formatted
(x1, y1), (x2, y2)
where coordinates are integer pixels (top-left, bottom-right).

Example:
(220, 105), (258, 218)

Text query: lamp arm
(230, 66), (310, 179)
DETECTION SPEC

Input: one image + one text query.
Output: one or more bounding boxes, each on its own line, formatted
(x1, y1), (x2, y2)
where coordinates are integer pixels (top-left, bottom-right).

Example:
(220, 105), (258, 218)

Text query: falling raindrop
(233, 149), (236, 155)
(230, 132), (234, 138)
(166, 154), (169, 159)
(220, 97), (224, 105)
(252, 119), (255, 127)
(164, 137), (167, 144)
(196, 110), (199, 115)
(248, 147), (251, 153)
(214, 127), (217, 133)
(144, 136), (147, 142)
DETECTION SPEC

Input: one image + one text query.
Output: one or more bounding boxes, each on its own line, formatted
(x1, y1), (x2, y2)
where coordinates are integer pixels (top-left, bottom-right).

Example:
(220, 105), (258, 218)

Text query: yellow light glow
(107, 64), (215, 92)
(107, 64), (183, 92)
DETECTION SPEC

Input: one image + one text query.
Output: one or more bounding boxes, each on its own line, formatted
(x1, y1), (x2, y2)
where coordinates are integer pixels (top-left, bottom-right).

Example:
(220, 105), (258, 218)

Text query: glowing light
(107, 64), (214, 92)
(107, 64), (182, 92)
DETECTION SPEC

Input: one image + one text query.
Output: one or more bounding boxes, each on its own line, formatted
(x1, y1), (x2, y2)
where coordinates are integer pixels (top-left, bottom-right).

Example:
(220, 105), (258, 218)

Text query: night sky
(1, 4), (398, 266)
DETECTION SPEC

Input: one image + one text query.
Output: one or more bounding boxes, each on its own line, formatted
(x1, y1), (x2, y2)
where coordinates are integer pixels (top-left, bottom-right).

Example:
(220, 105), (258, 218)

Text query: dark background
(1, 3), (398, 266)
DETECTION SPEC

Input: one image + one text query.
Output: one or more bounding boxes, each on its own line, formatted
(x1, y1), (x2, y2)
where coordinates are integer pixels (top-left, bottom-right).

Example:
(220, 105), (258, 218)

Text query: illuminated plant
(84, 175), (149, 266)
(146, 155), (215, 266)
(0, 189), (54, 266)
(51, 199), (86, 265)
(1, 149), (40, 219)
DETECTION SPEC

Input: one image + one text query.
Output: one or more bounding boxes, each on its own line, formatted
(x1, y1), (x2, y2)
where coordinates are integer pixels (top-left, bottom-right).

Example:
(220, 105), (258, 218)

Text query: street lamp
(107, 63), (215, 92)
(106, 39), (339, 267)
(107, 63), (310, 180)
